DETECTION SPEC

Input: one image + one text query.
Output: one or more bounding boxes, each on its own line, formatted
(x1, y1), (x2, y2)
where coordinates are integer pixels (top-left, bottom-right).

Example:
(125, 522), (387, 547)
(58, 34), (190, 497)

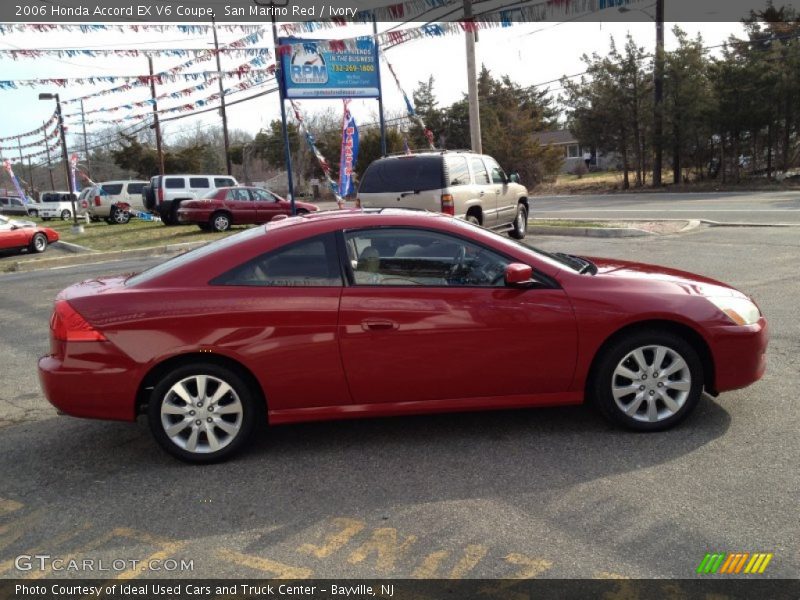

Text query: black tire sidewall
(60, 210), (71, 220)
(509, 204), (528, 239)
(591, 330), (704, 431)
(147, 363), (259, 463)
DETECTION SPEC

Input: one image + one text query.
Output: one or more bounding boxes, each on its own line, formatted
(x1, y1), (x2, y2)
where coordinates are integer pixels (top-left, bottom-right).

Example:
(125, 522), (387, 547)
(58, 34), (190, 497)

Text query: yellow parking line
(0, 522), (92, 575)
(215, 548), (312, 579)
(0, 498), (23, 516)
(297, 518), (365, 559)
(347, 528), (417, 573)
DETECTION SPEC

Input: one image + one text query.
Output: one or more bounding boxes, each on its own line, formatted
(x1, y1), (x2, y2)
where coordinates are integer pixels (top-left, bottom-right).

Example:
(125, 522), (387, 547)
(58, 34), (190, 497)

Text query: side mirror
(504, 263), (536, 287)
(509, 173), (520, 184)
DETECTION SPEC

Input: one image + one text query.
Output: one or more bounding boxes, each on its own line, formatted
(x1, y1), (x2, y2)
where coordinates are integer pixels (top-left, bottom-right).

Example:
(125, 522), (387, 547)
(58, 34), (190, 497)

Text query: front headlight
(707, 297), (761, 326)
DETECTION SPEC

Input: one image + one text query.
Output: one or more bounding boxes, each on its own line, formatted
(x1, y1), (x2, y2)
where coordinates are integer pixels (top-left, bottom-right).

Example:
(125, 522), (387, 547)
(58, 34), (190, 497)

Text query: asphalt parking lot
(0, 224), (797, 580)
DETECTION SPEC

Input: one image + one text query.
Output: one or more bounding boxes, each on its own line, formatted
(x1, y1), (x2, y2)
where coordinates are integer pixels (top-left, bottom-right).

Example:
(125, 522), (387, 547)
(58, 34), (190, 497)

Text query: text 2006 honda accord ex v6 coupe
(38, 210), (768, 462)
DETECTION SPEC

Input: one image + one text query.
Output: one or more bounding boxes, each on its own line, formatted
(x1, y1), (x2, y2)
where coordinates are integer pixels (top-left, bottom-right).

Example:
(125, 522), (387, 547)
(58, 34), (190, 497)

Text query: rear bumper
(177, 208), (212, 224)
(708, 317), (768, 393)
(38, 344), (140, 422)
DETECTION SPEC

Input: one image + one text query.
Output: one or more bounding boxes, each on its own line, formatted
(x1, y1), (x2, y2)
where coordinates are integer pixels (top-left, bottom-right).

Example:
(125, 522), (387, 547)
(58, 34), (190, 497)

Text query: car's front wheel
(591, 330), (703, 431)
(148, 363), (258, 463)
(28, 209), (38, 218)
(29, 232), (48, 253)
(509, 203), (528, 239)
(60, 209), (71, 220)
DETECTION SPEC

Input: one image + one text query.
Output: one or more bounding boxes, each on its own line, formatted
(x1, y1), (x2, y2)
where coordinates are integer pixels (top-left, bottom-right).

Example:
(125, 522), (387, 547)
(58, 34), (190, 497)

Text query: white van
(143, 174), (238, 225)
(87, 180), (148, 224)
(38, 191), (86, 221)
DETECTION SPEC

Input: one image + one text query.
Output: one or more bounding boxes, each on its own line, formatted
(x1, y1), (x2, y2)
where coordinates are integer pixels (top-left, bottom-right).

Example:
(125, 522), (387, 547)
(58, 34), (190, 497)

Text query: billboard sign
(279, 37), (379, 99)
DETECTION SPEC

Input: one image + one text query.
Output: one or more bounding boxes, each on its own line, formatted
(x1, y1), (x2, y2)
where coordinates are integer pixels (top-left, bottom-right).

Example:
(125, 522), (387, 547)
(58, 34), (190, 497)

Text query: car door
(224, 188), (255, 223)
(126, 182), (146, 211)
(250, 188), (285, 223)
(337, 227), (578, 406)
(0, 218), (30, 249)
(468, 157), (496, 226)
(483, 157), (516, 227)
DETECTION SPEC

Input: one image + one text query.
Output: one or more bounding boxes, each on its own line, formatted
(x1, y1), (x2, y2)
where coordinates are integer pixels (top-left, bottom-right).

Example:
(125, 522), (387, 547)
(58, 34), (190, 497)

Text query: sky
(0, 13), (745, 165)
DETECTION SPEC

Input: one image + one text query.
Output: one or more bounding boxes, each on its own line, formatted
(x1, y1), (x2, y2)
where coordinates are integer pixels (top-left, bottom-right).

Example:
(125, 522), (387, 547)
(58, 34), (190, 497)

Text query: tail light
(94, 195), (102, 206)
(50, 300), (107, 342)
(158, 187), (164, 204)
(441, 194), (455, 215)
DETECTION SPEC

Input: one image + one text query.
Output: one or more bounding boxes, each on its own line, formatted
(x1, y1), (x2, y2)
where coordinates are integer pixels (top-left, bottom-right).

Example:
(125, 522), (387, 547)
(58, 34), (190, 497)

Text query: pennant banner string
(0, 23), (263, 35)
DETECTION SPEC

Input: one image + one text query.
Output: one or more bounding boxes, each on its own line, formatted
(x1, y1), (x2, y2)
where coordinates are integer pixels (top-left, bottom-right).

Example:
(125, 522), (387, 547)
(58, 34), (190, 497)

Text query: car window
(226, 189), (250, 201)
(0, 199), (7, 206)
(345, 228), (511, 287)
(100, 184), (123, 195)
(165, 178), (184, 189)
(189, 177), (210, 188)
(215, 178), (236, 188)
(251, 189), (277, 202)
(470, 158), (490, 185)
(446, 156), (471, 186)
(212, 234), (342, 288)
(127, 183), (145, 195)
(359, 157), (444, 193)
(10, 198), (22, 207)
(484, 158), (507, 184)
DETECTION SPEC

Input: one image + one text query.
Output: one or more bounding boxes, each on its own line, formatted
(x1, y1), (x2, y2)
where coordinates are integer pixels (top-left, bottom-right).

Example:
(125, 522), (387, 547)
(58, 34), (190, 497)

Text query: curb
(7, 241), (208, 273)
(52, 240), (96, 254)
(528, 225), (654, 238)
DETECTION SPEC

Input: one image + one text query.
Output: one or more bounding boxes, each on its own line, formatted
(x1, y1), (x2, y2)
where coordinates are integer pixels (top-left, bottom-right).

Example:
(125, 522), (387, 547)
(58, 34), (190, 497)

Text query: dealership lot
(0, 224), (797, 579)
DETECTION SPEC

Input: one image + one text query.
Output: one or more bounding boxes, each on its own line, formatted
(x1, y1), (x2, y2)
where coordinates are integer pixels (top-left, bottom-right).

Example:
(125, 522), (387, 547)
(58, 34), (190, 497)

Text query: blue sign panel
(279, 37), (380, 99)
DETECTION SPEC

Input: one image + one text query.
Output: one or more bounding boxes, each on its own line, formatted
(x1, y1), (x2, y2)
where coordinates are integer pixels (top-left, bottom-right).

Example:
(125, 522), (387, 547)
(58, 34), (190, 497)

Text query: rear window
(189, 177), (210, 188)
(164, 178), (185, 189)
(127, 183), (145, 195)
(359, 157), (444, 193)
(100, 184), (123, 195)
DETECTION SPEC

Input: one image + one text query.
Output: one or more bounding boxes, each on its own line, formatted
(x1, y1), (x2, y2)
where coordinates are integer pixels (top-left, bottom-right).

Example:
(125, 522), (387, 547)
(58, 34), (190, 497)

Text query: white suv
(143, 174), (238, 226)
(87, 180), (148, 224)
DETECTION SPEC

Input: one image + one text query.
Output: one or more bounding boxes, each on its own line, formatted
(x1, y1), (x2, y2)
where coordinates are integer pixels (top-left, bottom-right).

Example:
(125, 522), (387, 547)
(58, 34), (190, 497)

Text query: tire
(28, 209), (38, 218)
(509, 203), (528, 240)
(110, 206), (131, 225)
(29, 232), (48, 254)
(465, 214), (481, 226)
(211, 211), (231, 232)
(147, 363), (258, 463)
(590, 330), (704, 432)
(60, 209), (71, 220)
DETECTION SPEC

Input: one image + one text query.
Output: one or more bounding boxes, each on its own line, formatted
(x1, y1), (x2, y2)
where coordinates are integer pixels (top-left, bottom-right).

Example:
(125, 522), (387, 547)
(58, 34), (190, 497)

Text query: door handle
(479, 190), (485, 196)
(361, 319), (398, 331)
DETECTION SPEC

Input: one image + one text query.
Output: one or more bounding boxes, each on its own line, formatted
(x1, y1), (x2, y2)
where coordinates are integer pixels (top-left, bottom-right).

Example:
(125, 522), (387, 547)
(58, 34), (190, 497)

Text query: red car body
(38, 210), (767, 459)
(176, 186), (318, 229)
(0, 216), (59, 253)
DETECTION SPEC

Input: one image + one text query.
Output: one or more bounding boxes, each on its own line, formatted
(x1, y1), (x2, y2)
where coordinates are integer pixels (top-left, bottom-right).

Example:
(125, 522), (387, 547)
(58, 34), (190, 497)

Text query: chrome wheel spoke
(213, 418), (239, 436)
(624, 392), (646, 416)
(615, 365), (640, 381)
(171, 382), (193, 405)
(209, 382), (232, 405)
(665, 379), (691, 392)
(659, 392), (681, 414)
(613, 384), (640, 400)
(661, 357), (688, 378)
(162, 403), (189, 416)
(205, 425), (222, 452)
(631, 348), (649, 372)
(195, 375), (208, 401)
(165, 418), (190, 437)
(214, 400), (242, 416)
(646, 398), (659, 422)
(653, 346), (668, 371)
(185, 426), (200, 453)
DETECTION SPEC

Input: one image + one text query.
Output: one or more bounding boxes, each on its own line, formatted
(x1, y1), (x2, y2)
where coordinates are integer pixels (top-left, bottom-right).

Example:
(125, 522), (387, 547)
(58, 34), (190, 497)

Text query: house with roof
(534, 130), (618, 173)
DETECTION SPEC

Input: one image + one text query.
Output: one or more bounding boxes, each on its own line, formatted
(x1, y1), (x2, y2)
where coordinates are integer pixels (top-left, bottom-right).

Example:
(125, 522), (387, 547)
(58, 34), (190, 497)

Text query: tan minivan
(357, 151), (530, 239)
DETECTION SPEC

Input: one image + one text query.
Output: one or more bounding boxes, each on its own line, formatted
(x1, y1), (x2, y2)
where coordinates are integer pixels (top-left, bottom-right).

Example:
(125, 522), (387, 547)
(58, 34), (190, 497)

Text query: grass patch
(531, 219), (612, 228)
(33, 217), (239, 252)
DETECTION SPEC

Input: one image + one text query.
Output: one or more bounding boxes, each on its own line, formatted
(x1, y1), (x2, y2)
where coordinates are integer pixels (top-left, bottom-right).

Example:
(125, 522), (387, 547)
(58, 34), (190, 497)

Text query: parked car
(177, 186), (319, 232)
(37, 191), (83, 221)
(0, 196), (33, 217)
(0, 214), (58, 254)
(143, 174), (238, 226)
(358, 151), (530, 239)
(38, 209), (767, 463)
(86, 180), (148, 224)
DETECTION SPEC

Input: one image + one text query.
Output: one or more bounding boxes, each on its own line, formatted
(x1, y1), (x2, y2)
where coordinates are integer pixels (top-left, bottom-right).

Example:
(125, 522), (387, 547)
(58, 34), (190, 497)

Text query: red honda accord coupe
(38, 210), (767, 462)
(176, 186), (318, 232)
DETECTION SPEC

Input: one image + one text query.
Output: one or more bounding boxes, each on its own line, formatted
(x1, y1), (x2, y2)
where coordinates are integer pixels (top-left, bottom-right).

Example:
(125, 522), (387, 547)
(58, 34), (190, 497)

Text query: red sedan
(176, 186), (319, 232)
(0, 215), (59, 254)
(38, 210), (767, 462)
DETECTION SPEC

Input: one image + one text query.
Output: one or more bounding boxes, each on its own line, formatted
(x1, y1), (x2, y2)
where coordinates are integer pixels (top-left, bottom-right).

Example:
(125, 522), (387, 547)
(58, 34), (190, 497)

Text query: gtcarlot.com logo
(697, 552), (773, 574)
(14, 554), (194, 573)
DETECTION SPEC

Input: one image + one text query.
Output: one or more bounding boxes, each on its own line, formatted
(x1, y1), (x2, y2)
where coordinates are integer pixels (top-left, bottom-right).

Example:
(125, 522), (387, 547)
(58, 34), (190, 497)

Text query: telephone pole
(148, 56), (165, 177)
(463, 0), (481, 154)
(653, 0), (664, 187)
(43, 122), (55, 190)
(80, 99), (91, 179)
(212, 17), (233, 175)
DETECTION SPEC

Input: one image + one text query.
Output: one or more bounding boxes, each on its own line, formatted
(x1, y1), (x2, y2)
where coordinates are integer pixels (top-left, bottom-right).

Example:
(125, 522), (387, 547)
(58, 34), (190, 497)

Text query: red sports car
(176, 186), (319, 232)
(0, 215), (59, 254)
(38, 210), (767, 462)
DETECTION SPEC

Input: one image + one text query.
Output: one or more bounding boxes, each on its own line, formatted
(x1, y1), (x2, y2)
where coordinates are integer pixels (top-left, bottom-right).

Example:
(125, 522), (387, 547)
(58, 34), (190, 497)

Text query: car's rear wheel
(591, 330), (703, 431)
(29, 232), (48, 253)
(465, 214), (480, 226)
(211, 211), (231, 232)
(509, 203), (528, 239)
(110, 205), (131, 225)
(147, 363), (258, 463)
(60, 209), (71, 220)
(28, 209), (38, 218)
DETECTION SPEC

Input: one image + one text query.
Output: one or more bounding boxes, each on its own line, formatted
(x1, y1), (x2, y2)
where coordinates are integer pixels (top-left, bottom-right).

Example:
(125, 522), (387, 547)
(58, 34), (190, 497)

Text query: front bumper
(708, 317), (768, 393)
